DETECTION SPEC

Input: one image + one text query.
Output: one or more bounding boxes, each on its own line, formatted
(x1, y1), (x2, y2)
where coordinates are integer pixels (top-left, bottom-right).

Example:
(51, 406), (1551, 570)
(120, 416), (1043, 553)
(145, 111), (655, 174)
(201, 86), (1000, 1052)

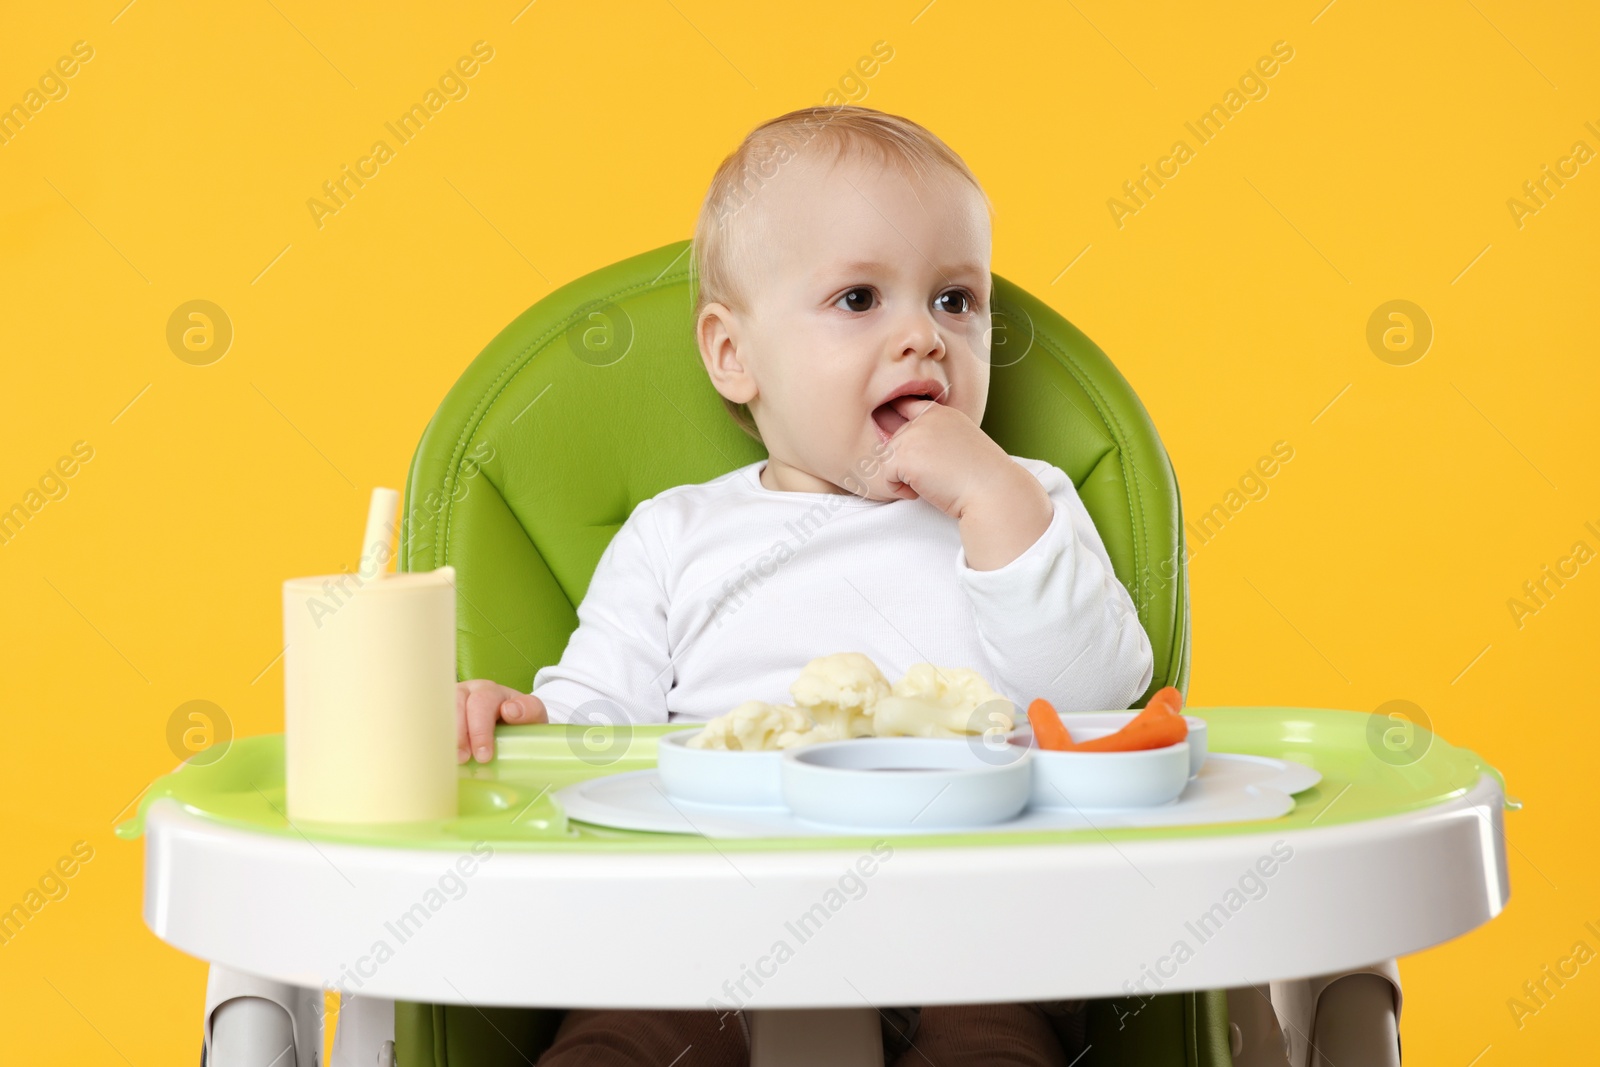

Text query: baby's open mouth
(871, 393), (935, 438)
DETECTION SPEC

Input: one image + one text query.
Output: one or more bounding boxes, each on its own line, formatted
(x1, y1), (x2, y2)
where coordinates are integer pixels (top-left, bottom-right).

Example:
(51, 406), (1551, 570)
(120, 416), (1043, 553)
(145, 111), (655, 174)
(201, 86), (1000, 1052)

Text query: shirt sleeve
(530, 500), (673, 726)
(955, 459), (1155, 712)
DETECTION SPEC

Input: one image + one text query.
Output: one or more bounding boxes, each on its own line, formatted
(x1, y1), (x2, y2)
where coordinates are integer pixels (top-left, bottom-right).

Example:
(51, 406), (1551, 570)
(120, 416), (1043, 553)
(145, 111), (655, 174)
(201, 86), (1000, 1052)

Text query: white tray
(554, 753), (1322, 838)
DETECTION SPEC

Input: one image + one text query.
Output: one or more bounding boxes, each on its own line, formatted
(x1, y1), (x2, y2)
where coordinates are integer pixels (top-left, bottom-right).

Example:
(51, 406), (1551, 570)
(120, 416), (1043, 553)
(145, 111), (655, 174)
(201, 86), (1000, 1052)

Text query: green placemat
(115, 708), (1511, 853)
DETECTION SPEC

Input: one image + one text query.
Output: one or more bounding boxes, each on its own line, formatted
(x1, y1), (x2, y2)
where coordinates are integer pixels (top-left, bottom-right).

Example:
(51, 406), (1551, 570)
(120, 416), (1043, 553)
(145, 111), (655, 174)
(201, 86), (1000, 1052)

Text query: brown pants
(537, 1003), (1085, 1066)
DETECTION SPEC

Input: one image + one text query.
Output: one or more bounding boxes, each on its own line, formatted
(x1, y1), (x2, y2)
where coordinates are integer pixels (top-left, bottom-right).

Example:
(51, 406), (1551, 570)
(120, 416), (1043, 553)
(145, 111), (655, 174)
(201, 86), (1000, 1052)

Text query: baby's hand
(456, 679), (547, 764)
(878, 398), (1053, 570)
(875, 398), (1020, 515)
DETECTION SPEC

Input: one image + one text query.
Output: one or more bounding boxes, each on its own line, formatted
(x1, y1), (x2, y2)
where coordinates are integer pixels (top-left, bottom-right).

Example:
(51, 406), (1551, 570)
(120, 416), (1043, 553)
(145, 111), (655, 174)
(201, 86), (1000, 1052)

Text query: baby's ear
(697, 303), (757, 404)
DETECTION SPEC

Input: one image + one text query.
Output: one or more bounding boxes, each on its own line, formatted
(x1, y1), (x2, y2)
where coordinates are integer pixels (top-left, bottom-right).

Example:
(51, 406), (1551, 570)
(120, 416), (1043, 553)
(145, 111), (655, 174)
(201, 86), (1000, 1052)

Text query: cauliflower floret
(686, 657), (1012, 750)
(873, 663), (1015, 739)
(788, 652), (891, 741)
(686, 700), (820, 751)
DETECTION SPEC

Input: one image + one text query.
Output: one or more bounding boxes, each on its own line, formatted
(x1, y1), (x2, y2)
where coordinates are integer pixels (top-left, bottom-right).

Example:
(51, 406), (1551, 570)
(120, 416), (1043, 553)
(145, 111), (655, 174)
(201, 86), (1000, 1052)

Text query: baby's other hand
(455, 679), (547, 764)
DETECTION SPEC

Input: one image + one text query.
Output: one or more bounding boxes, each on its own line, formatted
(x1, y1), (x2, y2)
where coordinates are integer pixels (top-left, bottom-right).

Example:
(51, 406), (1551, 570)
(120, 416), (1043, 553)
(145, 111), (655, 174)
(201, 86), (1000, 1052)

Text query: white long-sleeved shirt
(531, 456), (1154, 726)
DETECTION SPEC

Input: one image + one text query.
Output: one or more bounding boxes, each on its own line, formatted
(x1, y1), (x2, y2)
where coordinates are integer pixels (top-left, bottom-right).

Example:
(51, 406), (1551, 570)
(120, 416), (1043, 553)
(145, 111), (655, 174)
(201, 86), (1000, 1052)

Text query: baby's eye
(935, 290), (973, 315)
(835, 287), (876, 313)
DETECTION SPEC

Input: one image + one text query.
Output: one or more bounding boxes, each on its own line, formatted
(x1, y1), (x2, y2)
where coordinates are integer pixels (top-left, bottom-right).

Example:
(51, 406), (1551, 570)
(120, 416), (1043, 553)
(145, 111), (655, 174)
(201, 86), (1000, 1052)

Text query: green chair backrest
(401, 238), (1189, 704)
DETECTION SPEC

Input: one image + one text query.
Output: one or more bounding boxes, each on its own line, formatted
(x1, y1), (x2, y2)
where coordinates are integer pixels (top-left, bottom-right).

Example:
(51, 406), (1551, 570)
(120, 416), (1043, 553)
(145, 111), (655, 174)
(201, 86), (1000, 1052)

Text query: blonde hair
(691, 105), (993, 443)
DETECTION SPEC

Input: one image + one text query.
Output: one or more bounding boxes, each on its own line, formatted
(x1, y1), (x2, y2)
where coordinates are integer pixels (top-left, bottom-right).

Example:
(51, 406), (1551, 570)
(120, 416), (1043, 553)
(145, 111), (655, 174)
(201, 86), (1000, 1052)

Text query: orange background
(1, 1), (1596, 1062)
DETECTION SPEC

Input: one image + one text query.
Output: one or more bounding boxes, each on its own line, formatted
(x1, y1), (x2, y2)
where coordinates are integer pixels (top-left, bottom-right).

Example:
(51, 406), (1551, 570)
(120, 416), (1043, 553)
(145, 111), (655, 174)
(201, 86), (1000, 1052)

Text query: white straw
(360, 487), (400, 581)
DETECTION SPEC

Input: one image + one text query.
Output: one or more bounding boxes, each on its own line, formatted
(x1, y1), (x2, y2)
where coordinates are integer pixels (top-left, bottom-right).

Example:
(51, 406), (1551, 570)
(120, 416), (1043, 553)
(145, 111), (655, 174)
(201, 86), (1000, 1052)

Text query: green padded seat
(397, 239), (1223, 1066)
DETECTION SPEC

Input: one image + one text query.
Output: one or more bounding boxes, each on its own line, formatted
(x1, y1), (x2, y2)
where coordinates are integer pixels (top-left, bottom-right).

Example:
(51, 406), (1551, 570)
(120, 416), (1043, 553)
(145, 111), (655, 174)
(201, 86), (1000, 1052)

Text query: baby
(456, 104), (1140, 1064)
(453, 106), (1394, 1066)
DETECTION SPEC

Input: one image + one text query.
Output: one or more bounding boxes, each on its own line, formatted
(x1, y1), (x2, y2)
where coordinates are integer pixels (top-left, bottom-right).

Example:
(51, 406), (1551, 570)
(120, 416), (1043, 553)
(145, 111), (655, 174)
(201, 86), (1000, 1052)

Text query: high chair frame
(146, 241), (1509, 1067)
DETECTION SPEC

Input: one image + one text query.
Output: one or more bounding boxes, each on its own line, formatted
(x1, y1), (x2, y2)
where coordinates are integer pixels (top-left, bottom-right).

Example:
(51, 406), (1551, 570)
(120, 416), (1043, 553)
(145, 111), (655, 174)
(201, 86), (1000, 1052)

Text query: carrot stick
(1145, 686), (1185, 717)
(1027, 698), (1075, 751)
(1073, 703), (1188, 752)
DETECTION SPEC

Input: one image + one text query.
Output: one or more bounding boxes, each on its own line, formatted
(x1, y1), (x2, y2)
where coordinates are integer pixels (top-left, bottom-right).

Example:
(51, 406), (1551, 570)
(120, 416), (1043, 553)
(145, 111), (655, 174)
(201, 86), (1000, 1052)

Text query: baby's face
(701, 149), (993, 498)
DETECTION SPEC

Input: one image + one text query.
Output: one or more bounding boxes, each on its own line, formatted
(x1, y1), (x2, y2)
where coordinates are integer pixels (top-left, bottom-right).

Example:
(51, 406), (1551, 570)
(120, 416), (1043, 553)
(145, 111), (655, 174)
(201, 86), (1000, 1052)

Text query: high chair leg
(1223, 984), (1291, 1066)
(1270, 960), (1402, 1067)
(209, 997), (297, 1067)
(1309, 974), (1399, 1067)
(329, 995), (396, 1066)
(203, 965), (323, 1067)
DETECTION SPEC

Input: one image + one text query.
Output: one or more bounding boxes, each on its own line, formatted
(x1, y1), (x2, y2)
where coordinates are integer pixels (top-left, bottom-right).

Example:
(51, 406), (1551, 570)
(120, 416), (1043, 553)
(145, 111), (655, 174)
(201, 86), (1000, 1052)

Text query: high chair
(146, 240), (1510, 1067)
(393, 237), (1211, 1063)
